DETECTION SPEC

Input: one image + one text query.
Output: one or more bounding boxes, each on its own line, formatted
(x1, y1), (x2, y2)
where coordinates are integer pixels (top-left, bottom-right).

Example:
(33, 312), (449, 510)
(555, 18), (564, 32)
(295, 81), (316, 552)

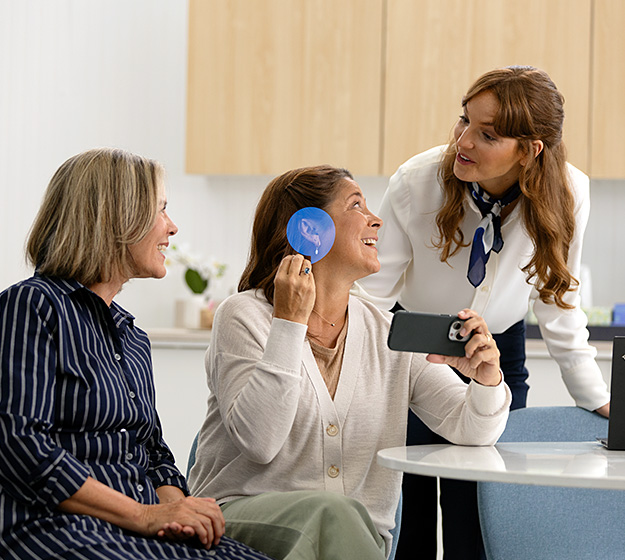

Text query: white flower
(165, 244), (227, 295)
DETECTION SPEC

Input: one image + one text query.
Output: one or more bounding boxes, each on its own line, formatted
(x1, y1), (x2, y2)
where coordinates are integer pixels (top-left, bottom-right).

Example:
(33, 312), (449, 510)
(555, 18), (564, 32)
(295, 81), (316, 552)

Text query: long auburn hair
(238, 165), (353, 305)
(435, 66), (577, 309)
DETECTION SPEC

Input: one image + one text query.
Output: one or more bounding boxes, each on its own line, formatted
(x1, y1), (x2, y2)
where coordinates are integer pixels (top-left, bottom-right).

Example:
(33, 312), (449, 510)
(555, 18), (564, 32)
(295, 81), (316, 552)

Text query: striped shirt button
(128, 391), (136, 399)
(114, 353), (122, 361)
(137, 484), (144, 492)
(126, 453), (133, 461)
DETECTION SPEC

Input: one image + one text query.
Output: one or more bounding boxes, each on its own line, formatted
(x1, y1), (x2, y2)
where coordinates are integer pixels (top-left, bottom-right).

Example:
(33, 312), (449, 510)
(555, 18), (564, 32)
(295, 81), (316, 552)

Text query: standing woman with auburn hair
(356, 66), (610, 559)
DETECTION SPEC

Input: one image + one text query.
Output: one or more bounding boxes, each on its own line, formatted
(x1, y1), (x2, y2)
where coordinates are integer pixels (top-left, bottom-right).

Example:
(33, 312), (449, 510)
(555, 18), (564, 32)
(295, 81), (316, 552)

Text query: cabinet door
(590, 0), (625, 179)
(186, 0), (383, 175)
(383, 0), (592, 176)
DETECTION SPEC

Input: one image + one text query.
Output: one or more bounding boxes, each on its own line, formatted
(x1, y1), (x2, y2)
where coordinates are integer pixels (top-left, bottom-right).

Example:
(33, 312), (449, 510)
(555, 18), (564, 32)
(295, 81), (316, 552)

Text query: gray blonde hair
(27, 147), (163, 286)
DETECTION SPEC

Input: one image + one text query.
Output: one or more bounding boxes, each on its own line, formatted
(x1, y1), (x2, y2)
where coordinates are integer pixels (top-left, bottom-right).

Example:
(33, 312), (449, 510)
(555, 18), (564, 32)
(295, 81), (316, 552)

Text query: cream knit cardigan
(188, 290), (511, 548)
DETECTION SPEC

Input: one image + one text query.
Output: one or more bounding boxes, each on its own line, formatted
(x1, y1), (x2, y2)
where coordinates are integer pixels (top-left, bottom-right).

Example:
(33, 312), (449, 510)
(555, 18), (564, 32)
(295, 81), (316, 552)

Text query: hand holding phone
(388, 309), (502, 387)
(387, 311), (473, 357)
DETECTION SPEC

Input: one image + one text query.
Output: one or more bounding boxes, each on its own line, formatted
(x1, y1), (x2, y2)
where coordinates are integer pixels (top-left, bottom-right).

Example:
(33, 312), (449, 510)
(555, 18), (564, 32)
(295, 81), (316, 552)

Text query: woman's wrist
(156, 485), (186, 504)
(59, 476), (149, 535)
(474, 368), (503, 387)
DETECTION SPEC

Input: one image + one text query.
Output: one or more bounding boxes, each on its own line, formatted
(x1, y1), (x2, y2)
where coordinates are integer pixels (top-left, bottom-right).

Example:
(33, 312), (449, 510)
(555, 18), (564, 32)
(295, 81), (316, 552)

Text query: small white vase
(174, 294), (208, 329)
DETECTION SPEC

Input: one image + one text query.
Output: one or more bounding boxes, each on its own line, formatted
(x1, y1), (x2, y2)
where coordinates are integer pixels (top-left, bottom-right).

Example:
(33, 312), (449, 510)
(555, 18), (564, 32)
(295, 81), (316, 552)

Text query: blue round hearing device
(286, 207), (335, 264)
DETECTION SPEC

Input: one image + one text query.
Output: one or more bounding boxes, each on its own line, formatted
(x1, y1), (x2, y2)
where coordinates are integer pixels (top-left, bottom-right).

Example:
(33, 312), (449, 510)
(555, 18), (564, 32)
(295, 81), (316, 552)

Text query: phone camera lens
(452, 321), (461, 329)
(455, 333), (464, 340)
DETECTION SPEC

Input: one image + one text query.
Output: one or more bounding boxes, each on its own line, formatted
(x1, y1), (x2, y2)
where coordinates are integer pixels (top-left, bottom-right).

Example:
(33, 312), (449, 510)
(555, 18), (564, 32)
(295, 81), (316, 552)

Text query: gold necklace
(312, 307), (344, 327)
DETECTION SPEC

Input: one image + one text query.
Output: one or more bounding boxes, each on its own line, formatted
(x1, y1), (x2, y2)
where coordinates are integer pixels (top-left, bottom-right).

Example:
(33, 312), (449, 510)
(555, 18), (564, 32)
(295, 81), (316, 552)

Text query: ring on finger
(485, 333), (492, 342)
(302, 267), (310, 275)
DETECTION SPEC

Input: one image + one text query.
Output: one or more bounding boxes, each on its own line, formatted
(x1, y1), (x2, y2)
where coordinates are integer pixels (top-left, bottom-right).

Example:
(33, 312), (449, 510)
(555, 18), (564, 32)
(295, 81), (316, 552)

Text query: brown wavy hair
(238, 165), (353, 305)
(435, 66), (577, 309)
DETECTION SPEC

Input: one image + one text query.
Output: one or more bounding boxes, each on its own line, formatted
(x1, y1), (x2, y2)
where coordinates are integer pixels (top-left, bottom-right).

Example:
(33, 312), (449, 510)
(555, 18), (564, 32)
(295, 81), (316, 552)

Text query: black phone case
(387, 311), (471, 357)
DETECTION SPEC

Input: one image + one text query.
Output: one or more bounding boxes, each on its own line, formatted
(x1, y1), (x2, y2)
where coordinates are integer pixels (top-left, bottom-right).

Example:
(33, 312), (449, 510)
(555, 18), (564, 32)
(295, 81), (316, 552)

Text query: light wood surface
(186, 0), (623, 178)
(382, 0), (592, 175)
(590, 0), (625, 179)
(186, 0), (384, 175)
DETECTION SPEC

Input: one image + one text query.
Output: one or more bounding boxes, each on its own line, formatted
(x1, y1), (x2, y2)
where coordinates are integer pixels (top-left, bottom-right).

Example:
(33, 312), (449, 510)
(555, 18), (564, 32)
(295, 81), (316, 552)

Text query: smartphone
(387, 311), (473, 357)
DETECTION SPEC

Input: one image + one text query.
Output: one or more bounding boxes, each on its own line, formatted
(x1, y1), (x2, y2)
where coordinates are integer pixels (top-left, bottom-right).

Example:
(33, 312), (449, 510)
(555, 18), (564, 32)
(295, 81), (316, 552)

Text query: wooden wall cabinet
(187, 0), (623, 178)
(186, 0), (384, 175)
(590, 0), (625, 179)
(383, 0), (591, 175)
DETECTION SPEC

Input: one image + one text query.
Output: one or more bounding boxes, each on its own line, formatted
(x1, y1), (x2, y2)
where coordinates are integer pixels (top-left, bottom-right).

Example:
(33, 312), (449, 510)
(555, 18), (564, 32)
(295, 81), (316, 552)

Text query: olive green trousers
(221, 490), (387, 560)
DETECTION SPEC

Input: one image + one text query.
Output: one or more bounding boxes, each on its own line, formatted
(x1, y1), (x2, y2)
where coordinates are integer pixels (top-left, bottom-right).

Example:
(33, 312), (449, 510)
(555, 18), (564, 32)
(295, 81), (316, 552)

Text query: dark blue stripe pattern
(0, 274), (270, 560)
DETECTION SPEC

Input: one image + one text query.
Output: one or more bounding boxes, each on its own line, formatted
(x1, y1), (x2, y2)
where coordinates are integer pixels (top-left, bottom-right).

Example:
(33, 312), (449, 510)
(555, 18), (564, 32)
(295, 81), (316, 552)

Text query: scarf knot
(467, 182), (521, 287)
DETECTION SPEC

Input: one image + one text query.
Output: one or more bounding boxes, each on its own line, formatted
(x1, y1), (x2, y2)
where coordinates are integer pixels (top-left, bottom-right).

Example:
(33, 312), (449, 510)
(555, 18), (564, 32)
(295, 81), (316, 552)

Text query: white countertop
(525, 338), (612, 359)
(146, 328), (211, 349)
(145, 327), (612, 358)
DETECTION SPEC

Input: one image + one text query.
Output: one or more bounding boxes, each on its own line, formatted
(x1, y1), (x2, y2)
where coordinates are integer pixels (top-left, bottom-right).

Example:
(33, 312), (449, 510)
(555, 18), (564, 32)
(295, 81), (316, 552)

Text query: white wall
(581, 180), (625, 307)
(2, 0), (202, 327)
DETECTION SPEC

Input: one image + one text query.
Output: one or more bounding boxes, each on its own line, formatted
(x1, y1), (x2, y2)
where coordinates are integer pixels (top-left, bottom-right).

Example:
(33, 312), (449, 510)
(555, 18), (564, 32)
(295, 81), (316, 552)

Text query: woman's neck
(499, 197), (520, 221)
(306, 277), (350, 348)
(87, 273), (126, 307)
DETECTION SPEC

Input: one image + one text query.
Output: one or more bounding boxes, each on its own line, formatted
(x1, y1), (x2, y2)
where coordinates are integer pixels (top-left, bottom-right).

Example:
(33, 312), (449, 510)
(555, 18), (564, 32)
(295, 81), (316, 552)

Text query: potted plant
(166, 244), (227, 329)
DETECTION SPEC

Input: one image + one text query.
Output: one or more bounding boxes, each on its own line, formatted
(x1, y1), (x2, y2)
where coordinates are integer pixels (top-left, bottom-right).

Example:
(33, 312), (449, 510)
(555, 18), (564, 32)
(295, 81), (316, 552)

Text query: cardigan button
(327, 465), (340, 478)
(326, 424), (339, 437)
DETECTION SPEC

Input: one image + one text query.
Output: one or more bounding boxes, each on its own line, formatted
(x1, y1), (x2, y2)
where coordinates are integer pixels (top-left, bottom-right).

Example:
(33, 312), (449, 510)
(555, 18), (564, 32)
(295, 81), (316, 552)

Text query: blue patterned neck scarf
(467, 182), (522, 287)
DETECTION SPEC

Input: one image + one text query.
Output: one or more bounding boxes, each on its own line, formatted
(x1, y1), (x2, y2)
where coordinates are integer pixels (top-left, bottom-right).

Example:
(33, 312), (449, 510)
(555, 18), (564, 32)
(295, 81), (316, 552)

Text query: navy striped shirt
(0, 275), (270, 560)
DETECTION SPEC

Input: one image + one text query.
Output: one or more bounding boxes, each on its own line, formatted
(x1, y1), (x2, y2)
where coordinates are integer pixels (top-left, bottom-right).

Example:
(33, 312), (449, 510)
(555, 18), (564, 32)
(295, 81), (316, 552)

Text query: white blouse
(355, 145), (610, 411)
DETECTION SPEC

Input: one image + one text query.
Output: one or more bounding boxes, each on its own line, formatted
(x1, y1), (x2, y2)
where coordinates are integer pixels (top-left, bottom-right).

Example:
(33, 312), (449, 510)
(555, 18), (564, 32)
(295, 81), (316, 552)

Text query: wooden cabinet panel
(187, 0), (624, 178)
(383, 0), (592, 175)
(590, 0), (625, 179)
(186, 0), (383, 175)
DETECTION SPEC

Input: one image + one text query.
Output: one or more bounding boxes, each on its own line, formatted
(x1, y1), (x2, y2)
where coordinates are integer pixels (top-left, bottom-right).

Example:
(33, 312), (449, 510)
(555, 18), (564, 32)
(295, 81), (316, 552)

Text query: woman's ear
(520, 140), (544, 166)
(299, 218), (320, 247)
(531, 140), (544, 159)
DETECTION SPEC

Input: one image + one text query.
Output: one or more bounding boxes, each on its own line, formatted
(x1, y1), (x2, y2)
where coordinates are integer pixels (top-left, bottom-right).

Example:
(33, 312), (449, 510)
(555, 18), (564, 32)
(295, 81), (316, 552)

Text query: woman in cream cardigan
(188, 165), (511, 560)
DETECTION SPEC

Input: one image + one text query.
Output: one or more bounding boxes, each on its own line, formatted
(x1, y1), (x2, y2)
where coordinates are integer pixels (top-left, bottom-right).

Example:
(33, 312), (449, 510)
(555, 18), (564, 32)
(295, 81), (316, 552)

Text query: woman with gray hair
(0, 148), (272, 560)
